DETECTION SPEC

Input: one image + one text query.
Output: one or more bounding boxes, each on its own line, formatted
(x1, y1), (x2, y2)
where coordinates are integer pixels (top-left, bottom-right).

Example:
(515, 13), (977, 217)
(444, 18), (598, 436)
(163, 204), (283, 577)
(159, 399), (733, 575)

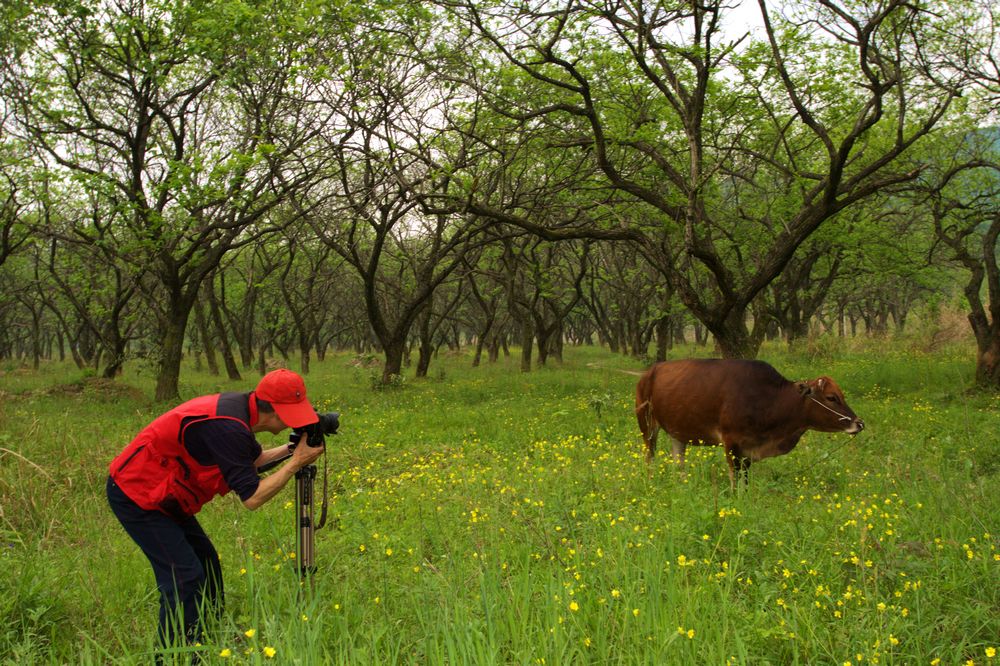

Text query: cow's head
(795, 377), (865, 434)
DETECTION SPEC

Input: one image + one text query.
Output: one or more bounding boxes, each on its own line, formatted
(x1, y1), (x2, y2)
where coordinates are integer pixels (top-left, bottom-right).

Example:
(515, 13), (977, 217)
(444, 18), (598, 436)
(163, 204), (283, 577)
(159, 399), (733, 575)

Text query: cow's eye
(828, 395), (842, 405)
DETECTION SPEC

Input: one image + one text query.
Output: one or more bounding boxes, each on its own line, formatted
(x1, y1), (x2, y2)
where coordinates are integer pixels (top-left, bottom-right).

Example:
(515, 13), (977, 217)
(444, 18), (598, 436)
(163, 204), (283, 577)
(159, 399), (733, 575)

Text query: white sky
(719, 0), (767, 40)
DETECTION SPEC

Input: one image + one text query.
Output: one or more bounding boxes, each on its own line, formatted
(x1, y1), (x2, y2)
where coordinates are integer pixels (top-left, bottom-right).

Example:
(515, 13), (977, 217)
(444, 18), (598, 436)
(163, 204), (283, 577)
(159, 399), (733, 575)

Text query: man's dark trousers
(106, 476), (223, 647)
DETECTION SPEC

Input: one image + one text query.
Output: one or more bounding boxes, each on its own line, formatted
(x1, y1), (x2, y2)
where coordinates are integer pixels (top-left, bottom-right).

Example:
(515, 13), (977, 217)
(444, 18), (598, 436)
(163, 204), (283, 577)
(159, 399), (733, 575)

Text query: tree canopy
(1, 0), (998, 391)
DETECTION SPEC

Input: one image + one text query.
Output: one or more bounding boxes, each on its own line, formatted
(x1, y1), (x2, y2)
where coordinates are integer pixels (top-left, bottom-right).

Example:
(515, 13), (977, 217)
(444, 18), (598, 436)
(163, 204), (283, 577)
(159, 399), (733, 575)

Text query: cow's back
(640, 359), (787, 446)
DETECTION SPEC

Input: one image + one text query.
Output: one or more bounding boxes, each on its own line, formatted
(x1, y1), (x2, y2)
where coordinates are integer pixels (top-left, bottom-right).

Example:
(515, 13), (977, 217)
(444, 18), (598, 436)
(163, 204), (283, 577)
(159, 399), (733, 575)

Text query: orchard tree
(457, 241), (512, 366)
(920, 132), (1000, 386)
(277, 232), (346, 375)
(583, 240), (666, 358)
(413, 276), (467, 377)
(528, 239), (591, 366)
(211, 241), (289, 376)
(420, 0), (976, 357)
(0, 141), (34, 269)
(4, 0), (336, 399)
(295, 2), (495, 384)
(0, 0), (37, 269)
(41, 223), (146, 377)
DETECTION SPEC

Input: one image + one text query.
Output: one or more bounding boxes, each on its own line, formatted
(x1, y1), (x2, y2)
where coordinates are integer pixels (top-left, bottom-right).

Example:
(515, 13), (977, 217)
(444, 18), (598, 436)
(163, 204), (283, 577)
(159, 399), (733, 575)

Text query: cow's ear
(796, 381), (813, 397)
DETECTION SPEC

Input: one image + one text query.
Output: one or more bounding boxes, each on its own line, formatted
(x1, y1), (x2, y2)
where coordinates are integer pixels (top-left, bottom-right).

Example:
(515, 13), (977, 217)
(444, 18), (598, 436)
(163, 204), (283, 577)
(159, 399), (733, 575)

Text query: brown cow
(635, 359), (864, 486)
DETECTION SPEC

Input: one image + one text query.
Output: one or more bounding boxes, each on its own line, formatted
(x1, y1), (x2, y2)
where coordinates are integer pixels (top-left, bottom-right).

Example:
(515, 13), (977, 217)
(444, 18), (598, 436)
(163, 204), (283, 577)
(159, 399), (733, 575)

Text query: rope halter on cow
(808, 395), (854, 422)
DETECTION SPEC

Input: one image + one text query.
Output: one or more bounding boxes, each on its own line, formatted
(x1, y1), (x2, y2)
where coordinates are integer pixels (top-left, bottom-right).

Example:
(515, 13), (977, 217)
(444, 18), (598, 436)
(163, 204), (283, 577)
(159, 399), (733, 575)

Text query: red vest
(110, 393), (253, 518)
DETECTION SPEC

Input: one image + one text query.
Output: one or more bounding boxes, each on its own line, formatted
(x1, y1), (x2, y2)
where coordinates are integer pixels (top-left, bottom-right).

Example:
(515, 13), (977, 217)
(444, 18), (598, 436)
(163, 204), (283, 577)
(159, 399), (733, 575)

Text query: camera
(289, 411), (339, 450)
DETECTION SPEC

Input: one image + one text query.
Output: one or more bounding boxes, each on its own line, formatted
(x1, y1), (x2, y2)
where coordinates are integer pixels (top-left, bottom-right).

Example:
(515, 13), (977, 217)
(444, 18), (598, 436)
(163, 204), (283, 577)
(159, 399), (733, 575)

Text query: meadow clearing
(0, 342), (997, 665)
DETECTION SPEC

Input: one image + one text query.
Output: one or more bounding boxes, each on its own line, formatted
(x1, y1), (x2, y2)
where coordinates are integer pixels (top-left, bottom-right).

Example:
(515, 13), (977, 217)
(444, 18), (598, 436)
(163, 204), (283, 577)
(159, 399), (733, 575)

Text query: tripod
(295, 464), (318, 577)
(295, 444), (330, 580)
(264, 449), (324, 577)
(259, 412), (338, 579)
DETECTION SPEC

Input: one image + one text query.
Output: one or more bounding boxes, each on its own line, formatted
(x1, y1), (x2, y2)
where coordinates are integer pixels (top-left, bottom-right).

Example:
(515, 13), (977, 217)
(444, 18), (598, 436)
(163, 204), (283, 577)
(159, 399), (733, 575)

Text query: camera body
(289, 411), (339, 450)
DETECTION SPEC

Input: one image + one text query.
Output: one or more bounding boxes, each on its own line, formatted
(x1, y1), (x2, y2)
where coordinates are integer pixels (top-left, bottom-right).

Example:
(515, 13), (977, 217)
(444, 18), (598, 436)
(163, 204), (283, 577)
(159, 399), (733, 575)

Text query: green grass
(0, 342), (997, 665)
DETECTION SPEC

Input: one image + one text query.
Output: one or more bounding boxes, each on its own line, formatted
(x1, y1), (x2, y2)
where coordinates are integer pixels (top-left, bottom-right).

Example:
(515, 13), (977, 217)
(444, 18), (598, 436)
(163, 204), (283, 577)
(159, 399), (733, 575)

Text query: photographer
(105, 368), (325, 653)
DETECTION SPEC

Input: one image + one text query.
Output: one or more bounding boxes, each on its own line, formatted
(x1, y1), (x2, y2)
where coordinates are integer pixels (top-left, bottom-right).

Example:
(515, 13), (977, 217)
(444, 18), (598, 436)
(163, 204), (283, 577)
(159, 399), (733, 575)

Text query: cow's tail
(635, 367), (659, 462)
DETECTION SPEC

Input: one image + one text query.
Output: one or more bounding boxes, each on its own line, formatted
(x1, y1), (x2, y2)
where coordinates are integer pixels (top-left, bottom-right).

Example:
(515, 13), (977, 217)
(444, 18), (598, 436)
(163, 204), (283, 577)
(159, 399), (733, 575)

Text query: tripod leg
(296, 466), (317, 577)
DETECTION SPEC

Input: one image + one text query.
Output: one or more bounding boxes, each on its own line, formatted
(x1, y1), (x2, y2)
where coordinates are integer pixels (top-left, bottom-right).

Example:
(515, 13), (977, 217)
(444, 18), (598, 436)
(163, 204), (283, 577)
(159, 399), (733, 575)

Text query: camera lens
(319, 412), (340, 435)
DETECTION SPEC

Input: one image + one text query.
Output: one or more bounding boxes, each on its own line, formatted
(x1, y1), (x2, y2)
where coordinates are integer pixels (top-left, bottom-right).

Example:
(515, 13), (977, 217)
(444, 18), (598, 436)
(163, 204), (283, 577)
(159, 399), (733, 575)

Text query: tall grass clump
(0, 342), (997, 664)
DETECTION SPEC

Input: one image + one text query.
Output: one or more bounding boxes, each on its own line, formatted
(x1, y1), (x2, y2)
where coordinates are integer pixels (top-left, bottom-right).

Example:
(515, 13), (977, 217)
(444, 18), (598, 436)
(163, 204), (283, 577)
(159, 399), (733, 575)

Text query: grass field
(1, 342), (997, 665)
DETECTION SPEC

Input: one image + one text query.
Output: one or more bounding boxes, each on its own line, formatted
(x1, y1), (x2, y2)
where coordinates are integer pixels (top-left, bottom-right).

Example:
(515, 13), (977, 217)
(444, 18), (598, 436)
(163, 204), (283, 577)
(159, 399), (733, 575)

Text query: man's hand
(243, 433), (326, 510)
(289, 433), (325, 471)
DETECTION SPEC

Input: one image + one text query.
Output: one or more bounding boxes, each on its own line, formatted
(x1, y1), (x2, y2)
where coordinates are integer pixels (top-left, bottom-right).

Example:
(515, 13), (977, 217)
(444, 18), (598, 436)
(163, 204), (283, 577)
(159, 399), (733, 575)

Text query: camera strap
(316, 450), (328, 530)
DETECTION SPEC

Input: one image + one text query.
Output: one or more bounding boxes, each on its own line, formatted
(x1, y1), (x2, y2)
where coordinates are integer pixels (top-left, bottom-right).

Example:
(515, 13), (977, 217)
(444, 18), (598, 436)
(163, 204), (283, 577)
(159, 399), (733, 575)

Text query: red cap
(255, 369), (318, 428)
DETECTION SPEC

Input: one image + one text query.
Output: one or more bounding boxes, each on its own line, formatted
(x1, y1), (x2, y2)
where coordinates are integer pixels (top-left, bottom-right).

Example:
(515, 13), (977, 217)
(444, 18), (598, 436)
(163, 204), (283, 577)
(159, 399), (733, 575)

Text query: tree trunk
(654, 316), (671, 362)
(487, 335), (501, 363)
(194, 296), (220, 376)
(416, 343), (432, 378)
(550, 325), (564, 363)
(709, 311), (760, 359)
(101, 338), (128, 379)
(535, 323), (551, 368)
(472, 314), (495, 368)
(257, 346), (267, 377)
(382, 338), (406, 384)
(69, 334), (85, 369)
(300, 338), (311, 375)
(519, 322), (533, 373)
(413, 307), (432, 378)
(975, 335), (1000, 388)
(28, 307), (41, 370)
(207, 285), (241, 381)
(154, 312), (189, 401)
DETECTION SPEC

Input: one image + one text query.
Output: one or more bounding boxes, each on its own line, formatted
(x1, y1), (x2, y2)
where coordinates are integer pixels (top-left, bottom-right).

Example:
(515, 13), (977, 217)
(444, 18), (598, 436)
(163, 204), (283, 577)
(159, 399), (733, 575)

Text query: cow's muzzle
(846, 419), (865, 435)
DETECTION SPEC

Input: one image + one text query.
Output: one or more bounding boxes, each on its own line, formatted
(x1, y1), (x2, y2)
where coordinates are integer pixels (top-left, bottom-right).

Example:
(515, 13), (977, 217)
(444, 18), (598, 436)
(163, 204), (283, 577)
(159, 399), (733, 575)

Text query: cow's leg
(724, 444), (751, 489)
(636, 401), (659, 463)
(723, 444), (738, 490)
(734, 455), (751, 487)
(739, 456), (750, 486)
(644, 423), (660, 463)
(670, 439), (687, 478)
